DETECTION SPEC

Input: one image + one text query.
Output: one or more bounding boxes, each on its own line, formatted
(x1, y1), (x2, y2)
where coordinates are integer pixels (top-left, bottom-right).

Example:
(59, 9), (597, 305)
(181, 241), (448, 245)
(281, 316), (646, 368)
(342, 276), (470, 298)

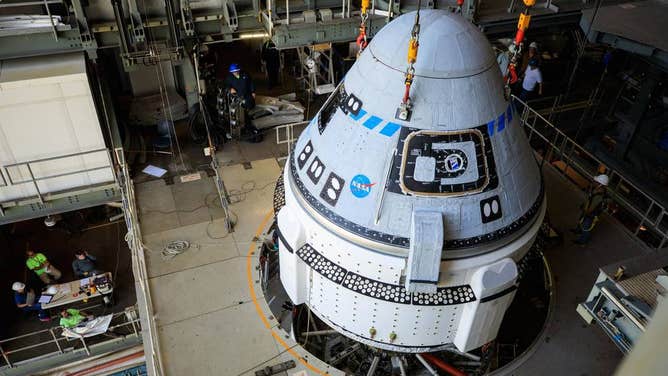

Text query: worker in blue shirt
(222, 63), (263, 143)
(223, 63), (256, 109)
(12, 282), (50, 321)
(72, 250), (99, 278)
(519, 58), (543, 102)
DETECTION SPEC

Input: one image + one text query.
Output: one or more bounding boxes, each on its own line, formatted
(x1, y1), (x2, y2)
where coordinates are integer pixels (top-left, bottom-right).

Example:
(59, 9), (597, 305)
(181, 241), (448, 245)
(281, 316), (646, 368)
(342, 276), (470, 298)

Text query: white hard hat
(12, 282), (25, 292)
(46, 286), (58, 295)
(44, 215), (57, 227)
(529, 41), (538, 49)
(594, 174), (610, 186)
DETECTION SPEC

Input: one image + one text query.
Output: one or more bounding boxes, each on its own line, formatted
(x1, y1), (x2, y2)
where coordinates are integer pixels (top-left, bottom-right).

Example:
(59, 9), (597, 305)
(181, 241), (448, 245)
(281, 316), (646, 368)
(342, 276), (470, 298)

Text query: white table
(41, 272), (113, 309)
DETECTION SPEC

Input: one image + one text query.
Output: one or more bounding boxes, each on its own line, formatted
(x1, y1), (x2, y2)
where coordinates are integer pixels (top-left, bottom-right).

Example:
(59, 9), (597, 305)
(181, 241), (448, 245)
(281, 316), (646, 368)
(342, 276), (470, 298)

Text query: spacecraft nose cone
(367, 10), (496, 79)
(345, 9), (507, 131)
(282, 8), (542, 257)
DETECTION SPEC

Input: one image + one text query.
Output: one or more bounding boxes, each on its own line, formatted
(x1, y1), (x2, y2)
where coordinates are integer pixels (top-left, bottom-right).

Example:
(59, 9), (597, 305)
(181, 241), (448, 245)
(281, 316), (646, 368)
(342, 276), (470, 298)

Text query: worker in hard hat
(223, 63), (263, 142)
(528, 42), (540, 64)
(12, 282), (50, 321)
(25, 244), (61, 284)
(223, 63), (256, 109)
(519, 41), (540, 74)
(573, 174), (610, 245)
(519, 57), (543, 102)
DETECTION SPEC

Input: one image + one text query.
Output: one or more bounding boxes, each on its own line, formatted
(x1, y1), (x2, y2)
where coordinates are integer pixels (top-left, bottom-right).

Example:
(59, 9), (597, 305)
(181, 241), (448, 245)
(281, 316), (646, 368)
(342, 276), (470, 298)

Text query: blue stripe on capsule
(349, 109), (367, 121)
(363, 116), (383, 130)
(497, 113), (506, 132)
(379, 122), (401, 137)
(487, 120), (495, 136)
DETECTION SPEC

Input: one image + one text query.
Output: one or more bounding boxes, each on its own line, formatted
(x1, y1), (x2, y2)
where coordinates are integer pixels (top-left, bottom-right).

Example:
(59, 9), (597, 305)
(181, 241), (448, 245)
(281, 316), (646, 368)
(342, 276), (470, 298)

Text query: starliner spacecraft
(274, 9), (545, 354)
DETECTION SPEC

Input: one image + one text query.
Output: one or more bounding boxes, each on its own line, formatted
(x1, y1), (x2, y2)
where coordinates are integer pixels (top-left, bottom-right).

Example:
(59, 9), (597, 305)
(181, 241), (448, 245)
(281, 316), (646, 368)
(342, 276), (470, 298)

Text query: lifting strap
(356, 0), (371, 54)
(504, 0), (536, 96)
(396, 1), (421, 120)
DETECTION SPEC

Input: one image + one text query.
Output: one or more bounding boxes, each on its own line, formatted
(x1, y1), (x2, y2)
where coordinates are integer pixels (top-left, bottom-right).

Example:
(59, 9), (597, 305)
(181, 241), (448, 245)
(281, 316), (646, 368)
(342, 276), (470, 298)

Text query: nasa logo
(350, 174), (375, 198)
(445, 154), (465, 173)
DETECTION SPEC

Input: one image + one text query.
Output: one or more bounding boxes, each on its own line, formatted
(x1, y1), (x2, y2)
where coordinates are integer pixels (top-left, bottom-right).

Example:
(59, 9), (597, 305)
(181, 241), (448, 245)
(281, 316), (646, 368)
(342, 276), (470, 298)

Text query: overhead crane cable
(138, 0), (176, 167)
(156, 58), (187, 171)
(152, 52), (179, 171)
(564, 0), (603, 102)
(139, 0), (187, 172)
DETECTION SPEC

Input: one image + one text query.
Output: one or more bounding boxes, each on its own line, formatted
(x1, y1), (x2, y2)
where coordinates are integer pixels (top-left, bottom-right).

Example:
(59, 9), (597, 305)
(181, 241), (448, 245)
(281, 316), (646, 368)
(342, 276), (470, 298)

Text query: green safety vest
(26, 253), (47, 275)
(60, 309), (84, 328)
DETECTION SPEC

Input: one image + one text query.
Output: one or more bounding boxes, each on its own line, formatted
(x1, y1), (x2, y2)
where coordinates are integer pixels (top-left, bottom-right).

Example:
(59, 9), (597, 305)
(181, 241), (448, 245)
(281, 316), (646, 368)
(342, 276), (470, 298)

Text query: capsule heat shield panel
(295, 243), (476, 306)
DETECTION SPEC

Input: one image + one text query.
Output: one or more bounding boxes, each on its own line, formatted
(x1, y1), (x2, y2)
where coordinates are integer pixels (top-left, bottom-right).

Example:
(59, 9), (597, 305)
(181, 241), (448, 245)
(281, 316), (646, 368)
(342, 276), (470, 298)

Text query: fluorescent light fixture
(239, 32), (269, 39)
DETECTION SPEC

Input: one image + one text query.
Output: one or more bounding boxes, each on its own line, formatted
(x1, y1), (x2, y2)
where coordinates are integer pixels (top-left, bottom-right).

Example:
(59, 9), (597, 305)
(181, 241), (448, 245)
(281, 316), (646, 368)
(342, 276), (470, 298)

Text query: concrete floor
(134, 138), (647, 375)
(137, 157), (335, 375)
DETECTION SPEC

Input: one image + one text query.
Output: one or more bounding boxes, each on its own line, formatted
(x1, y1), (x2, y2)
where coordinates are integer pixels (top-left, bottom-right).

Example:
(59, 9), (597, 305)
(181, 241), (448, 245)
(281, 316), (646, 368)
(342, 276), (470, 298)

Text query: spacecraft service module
(275, 9), (545, 354)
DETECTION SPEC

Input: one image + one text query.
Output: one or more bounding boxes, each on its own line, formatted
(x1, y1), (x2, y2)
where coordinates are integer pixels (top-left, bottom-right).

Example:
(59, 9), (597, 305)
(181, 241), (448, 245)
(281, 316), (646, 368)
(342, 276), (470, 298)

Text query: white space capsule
(275, 9), (545, 353)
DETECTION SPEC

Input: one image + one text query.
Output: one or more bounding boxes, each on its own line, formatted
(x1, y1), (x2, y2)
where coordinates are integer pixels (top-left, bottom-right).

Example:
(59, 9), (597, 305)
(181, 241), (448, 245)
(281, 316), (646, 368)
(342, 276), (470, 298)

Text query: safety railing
(0, 148), (116, 205)
(514, 96), (668, 250)
(114, 148), (165, 375)
(276, 120), (308, 161)
(527, 93), (596, 121)
(0, 307), (141, 369)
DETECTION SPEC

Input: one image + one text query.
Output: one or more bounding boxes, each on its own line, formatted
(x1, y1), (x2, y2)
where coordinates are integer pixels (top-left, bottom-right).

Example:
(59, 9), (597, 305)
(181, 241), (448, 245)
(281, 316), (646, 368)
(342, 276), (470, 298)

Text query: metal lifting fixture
(396, 1), (421, 121)
(356, 0), (371, 54)
(504, 0), (536, 97)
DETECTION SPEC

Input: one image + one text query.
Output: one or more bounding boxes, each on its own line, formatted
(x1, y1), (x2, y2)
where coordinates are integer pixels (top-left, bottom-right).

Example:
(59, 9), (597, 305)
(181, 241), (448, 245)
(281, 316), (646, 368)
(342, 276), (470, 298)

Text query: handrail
(114, 148), (164, 376)
(276, 121), (308, 161)
(0, 307), (141, 369)
(513, 95), (668, 250)
(1, 148), (116, 204)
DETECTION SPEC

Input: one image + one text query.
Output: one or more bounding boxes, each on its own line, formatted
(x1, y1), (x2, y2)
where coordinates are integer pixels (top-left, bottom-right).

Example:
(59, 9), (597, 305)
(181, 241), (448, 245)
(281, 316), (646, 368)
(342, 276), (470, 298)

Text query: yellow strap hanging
(407, 39), (419, 64)
(517, 13), (531, 31)
(361, 0), (370, 14)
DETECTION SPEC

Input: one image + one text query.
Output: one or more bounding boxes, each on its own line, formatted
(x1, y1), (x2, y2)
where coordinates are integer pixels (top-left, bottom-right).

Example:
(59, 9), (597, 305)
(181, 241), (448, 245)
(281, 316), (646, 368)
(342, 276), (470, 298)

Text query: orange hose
(421, 353), (467, 376)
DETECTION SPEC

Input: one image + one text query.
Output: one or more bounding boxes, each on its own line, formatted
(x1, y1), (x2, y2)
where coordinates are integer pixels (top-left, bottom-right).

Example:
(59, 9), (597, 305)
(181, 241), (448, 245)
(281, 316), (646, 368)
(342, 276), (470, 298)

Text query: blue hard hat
(229, 63), (241, 73)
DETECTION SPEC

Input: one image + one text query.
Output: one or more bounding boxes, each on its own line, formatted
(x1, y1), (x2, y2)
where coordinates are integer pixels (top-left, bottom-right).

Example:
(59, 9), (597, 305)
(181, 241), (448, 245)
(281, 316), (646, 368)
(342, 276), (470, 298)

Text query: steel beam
(126, 0), (147, 43)
(0, 185), (120, 225)
(272, 15), (386, 49)
(0, 29), (84, 60)
(180, 0), (196, 37)
(69, 0), (98, 58)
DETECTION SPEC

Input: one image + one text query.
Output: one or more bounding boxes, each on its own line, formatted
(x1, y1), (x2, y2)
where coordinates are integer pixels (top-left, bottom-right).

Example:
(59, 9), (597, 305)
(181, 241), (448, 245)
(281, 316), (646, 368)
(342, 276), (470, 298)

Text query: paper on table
(142, 164), (167, 177)
(80, 278), (90, 287)
(38, 295), (53, 304)
(60, 284), (71, 293)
